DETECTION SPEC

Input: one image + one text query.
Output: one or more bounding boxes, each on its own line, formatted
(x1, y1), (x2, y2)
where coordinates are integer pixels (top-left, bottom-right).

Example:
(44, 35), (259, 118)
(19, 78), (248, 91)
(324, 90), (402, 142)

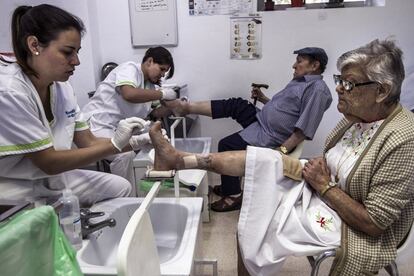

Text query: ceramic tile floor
(195, 188), (413, 276)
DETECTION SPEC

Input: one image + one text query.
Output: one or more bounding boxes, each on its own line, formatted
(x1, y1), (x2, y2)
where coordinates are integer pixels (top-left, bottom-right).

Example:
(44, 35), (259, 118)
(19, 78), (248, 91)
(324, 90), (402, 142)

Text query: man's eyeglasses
(333, 74), (377, 92)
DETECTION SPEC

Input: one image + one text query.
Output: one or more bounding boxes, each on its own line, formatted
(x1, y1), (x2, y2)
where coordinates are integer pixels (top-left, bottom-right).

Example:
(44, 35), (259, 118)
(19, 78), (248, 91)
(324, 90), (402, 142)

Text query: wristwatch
(279, 146), (289, 154)
(319, 181), (337, 197)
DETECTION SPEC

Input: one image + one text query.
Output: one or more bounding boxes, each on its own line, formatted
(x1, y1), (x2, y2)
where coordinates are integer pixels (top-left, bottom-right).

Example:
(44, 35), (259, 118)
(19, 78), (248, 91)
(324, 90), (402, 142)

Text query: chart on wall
(189, 0), (253, 15)
(230, 15), (262, 60)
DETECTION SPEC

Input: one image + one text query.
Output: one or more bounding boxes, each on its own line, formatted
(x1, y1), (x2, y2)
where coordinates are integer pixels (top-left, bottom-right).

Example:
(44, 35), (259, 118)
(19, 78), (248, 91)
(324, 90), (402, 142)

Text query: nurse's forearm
(26, 142), (119, 175)
(120, 86), (163, 103)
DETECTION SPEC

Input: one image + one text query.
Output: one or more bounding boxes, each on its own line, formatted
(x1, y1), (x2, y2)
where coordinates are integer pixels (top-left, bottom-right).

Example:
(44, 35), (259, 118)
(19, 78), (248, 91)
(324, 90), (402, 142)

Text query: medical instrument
(251, 83), (269, 105)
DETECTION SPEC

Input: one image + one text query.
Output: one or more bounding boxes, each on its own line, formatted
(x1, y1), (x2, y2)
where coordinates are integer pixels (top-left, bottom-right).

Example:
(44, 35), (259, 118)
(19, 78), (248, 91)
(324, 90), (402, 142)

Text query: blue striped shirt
(239, 75), (332, 148)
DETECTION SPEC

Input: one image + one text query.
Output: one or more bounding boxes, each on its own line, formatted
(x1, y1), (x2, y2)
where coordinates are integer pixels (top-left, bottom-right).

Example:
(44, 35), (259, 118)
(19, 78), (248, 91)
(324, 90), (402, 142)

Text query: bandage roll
(145, 169), (175, 178)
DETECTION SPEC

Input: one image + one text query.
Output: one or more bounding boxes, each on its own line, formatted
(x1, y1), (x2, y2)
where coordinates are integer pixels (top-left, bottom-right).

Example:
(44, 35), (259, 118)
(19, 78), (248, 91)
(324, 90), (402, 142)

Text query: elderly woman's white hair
(337, 38), (405, 105)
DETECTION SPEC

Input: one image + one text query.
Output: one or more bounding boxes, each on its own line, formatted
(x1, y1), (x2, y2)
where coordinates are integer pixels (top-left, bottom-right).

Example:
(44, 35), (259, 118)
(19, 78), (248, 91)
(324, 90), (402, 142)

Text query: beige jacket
(325, 105), (414, 275)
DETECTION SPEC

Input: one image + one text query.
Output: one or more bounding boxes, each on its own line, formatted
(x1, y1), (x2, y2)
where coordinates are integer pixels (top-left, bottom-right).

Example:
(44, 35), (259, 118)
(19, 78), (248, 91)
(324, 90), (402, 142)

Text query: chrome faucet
(80, 208), (116, 238)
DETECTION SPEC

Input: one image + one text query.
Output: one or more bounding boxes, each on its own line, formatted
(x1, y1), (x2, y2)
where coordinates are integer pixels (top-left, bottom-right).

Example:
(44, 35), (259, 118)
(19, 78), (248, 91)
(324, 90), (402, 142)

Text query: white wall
(88, 0), (414, 157)
(0, 0), (98, 106)
(2, 0), (414, 157)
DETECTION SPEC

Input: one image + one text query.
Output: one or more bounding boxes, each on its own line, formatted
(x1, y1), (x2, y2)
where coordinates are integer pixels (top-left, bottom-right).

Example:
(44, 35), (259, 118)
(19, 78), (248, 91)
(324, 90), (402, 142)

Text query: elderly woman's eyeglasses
(333, 75), (376, 92)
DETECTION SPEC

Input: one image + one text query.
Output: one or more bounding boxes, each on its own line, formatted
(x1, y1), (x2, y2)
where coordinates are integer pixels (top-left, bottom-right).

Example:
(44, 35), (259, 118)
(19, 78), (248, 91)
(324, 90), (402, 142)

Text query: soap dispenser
(58, 189), (82, 250)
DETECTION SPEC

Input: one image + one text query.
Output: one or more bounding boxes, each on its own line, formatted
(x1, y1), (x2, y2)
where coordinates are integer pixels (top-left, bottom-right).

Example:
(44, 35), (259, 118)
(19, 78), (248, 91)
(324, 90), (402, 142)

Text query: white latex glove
(129, 133), (151, 151)
(160, 88), (177, 100)
(111, 117), (150, 151)
(129, 129), (169, 150)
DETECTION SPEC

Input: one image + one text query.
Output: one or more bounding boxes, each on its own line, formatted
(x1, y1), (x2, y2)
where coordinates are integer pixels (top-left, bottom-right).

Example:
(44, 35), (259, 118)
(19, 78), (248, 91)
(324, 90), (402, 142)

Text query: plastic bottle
(58, 189), (82, 250)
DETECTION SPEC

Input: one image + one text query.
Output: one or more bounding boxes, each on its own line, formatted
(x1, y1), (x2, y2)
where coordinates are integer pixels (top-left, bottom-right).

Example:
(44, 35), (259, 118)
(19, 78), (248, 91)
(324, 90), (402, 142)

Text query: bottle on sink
(58, 189), (82, 250)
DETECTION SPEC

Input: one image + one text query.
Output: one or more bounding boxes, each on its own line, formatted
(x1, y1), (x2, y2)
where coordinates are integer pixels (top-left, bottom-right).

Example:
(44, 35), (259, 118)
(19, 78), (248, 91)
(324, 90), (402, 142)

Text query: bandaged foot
(161, 98), (189, 117)
(150, 121), (212, 171)
(149, 121), (184, 171)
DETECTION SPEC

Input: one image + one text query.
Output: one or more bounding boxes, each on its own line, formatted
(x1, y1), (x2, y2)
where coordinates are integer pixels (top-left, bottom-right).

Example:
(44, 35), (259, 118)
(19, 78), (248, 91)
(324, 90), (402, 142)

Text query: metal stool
(307, 249), (399, 276)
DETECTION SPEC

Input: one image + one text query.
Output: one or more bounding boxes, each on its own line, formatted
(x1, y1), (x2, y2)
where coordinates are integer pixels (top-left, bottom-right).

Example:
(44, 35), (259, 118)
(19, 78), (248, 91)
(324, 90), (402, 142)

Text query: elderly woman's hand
(302, 157), (331, 194)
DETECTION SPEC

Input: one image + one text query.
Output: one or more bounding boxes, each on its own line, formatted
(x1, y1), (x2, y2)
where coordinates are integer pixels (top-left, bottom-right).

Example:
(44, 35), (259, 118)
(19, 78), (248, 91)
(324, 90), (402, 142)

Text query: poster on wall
(136, 0), (168, 11)
(189, 0), (253, 15)
(230, 15), (262, 60)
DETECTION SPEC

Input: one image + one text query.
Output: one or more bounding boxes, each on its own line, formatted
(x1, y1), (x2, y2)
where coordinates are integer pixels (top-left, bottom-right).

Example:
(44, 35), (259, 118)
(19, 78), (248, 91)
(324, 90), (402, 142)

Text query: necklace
(334, 120), (383, 183)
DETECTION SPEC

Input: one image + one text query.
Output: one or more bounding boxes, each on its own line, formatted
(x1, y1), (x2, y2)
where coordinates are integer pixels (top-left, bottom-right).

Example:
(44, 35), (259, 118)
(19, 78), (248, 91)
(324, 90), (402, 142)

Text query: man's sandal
(210, 195), (242, 212)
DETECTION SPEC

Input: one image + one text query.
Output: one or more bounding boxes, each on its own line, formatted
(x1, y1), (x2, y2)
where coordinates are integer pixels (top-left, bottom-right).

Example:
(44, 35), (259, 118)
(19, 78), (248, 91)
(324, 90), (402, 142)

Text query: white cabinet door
(128, 0), (178, 47)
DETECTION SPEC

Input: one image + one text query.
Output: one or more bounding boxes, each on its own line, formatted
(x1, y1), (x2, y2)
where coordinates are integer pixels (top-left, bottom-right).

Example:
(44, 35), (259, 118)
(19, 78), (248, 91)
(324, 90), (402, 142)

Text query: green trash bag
(0, 205), (83, 276)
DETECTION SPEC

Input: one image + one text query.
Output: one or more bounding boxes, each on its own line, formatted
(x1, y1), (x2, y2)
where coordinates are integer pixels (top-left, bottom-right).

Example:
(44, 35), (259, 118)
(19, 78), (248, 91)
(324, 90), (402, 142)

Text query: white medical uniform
(82, 62), (155, 185)
(0, 63), (131, 206)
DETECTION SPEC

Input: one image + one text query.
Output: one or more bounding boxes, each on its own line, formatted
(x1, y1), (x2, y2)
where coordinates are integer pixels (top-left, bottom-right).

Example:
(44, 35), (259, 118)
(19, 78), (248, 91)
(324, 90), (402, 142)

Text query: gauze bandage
(183, 155), (198, 169)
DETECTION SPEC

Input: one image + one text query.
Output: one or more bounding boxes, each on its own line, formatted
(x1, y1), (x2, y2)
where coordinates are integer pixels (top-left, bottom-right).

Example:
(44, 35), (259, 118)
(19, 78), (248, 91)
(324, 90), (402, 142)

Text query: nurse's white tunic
(82, 61), (154, 138)
(0, 63), (130, 205)
(82, 62), (155, 183)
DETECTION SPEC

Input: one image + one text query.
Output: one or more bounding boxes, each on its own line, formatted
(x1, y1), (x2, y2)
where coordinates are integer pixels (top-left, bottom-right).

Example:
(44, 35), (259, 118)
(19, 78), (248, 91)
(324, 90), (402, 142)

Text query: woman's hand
(303, 156), (384, 237)
(302, 157), (331, 194)
(111, 117), (149, 151)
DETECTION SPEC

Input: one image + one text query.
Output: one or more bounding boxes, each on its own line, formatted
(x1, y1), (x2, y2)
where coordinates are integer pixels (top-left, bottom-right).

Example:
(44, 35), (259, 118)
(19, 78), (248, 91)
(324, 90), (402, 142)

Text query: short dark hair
(11, 4), (85, 76)
(301, 54), (327, 74)
(293, 47), (328, 74)
(142, 46), (175, 79)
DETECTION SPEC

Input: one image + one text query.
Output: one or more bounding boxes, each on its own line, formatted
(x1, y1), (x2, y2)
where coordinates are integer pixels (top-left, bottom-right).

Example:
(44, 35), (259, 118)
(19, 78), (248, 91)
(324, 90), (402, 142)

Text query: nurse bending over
(0, 4), (146, 206)
(148, 39), (414, 275)
(82, 46), (176, 184)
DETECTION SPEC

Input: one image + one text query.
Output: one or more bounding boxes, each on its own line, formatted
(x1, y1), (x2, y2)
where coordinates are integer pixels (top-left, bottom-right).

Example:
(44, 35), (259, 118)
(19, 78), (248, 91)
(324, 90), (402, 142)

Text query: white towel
(238, 146), (341, 276)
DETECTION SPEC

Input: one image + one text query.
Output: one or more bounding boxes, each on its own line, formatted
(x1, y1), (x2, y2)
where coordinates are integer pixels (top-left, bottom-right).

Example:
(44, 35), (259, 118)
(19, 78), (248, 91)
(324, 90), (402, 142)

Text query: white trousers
(0, 169), (131, 206)
(89, 124), (136, 186)
(238, 146), (341, 276)
(107, 152), (136, 187)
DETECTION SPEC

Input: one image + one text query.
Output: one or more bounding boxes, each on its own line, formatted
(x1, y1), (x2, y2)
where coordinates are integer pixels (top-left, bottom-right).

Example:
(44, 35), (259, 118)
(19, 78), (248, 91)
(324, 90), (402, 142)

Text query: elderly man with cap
(162, 46), (332, 212)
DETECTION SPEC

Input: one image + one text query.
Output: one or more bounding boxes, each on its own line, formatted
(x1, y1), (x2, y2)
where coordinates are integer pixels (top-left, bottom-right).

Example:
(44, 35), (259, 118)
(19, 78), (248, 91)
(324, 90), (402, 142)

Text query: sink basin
(174, 137), (211, 154)
(77, 197), (203, 276)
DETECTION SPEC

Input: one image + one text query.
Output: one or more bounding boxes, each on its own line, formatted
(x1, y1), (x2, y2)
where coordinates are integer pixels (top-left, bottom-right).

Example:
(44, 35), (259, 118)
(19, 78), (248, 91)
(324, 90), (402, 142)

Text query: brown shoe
(210, 195), (242, 212)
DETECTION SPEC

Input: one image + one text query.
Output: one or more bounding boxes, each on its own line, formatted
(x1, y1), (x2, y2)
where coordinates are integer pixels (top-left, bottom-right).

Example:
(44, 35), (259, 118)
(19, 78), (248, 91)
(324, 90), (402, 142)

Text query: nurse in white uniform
(82, 46), (176, 185)
(0, 4), (147, 206)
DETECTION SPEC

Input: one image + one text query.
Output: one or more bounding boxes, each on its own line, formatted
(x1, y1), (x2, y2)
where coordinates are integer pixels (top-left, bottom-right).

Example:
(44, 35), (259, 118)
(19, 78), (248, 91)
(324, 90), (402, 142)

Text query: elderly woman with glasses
(147, 38), (414, 275)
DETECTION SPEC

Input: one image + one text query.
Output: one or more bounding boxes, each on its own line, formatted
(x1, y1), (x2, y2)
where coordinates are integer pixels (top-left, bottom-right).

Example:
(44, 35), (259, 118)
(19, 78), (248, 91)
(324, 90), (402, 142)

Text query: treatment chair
(307, 222), (414, 276)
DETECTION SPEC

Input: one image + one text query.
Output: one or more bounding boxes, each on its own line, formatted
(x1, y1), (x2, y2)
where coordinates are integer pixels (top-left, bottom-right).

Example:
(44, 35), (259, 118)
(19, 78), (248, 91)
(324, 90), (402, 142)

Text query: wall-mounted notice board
(129, 0), (178, 47)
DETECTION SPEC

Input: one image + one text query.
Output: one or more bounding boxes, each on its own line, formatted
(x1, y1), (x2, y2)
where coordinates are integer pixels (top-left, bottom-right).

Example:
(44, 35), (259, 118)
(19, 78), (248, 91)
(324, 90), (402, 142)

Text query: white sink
(174, 137), (211, 154)
(77, 197), (203, 276)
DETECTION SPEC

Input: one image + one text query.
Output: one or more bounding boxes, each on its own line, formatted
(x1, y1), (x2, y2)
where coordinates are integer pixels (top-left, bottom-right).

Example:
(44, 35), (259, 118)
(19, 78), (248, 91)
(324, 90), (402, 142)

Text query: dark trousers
(211, 98), (258, 196)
